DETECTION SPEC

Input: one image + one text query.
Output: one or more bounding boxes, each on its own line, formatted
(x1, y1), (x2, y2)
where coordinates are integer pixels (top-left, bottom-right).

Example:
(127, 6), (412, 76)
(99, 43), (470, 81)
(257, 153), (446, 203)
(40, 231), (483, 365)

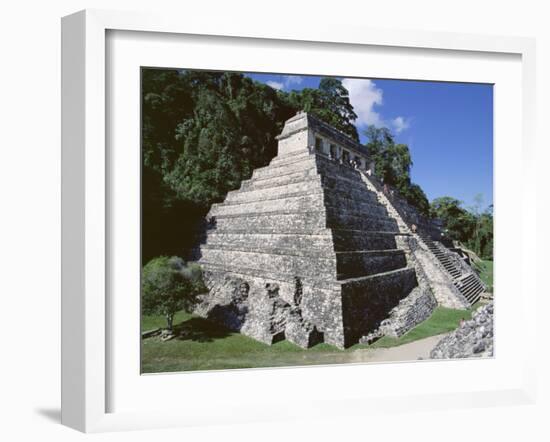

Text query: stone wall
(408, 238), (470, 309)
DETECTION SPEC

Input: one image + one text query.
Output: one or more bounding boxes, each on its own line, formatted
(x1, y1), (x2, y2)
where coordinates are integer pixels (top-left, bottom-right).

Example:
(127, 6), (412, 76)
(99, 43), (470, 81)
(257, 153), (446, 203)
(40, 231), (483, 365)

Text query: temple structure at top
(194, 111), (486, 349)
(276, 111), (375, 172)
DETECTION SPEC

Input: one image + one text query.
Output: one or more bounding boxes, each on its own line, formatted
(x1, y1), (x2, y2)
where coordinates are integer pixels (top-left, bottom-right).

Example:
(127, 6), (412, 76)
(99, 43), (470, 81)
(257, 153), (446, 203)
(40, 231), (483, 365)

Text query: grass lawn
(141, 304), (478, 373)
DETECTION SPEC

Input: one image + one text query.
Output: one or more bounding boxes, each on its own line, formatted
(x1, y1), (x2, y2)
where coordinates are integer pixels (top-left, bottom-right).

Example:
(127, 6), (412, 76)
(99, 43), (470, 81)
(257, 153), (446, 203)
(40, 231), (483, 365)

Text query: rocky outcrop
(430, 302), (494, 359)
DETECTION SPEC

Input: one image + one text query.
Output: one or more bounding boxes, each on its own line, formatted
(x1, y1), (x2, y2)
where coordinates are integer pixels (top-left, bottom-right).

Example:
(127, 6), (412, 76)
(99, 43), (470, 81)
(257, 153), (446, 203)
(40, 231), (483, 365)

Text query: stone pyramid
(195, 112), (422, 349)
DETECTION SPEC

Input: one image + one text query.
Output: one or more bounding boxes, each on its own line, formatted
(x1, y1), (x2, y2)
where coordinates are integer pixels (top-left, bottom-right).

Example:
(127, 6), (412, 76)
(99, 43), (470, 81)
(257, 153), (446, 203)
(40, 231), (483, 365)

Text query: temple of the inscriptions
(194, 111), (486, 349)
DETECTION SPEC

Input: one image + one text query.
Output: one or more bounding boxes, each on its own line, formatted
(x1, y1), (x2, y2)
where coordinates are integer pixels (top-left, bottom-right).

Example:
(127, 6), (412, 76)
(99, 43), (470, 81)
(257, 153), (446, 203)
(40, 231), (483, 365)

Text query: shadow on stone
(206, 303), (249, 331)
(174, 317), (232, 343)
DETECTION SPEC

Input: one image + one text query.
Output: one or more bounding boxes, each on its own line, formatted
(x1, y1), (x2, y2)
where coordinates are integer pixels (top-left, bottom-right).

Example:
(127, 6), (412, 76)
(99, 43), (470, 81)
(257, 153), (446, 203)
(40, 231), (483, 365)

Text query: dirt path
(348, 333), (449, 364)
(263, 333), (451, 368)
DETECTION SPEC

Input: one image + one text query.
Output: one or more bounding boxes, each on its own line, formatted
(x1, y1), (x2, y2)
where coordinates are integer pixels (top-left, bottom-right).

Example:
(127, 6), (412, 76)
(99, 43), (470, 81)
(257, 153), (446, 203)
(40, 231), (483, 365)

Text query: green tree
(141, 69), (296, 261)
(363, 125), (430, 215)
(467, 198), (493, 259)
(285, 77), (359, 141)
(142, 257), (205, 332)
(478, 208), (493, 259)
(430, 197), (476, 243)
(431, 196), (493, 259)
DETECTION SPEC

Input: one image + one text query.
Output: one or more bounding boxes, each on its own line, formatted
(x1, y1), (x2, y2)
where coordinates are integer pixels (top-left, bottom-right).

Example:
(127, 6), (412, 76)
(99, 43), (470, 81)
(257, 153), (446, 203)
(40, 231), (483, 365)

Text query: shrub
(142, 256), (205, 332)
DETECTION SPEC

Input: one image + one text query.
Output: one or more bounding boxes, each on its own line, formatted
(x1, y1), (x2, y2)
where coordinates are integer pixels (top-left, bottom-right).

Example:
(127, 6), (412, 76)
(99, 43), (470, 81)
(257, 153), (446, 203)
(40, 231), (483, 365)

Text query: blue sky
(247, 73), (493, 210)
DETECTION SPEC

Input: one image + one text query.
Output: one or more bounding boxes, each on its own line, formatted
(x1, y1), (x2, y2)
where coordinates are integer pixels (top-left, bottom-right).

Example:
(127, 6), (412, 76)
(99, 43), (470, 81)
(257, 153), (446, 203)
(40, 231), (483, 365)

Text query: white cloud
(392, 116), (410, 133)
(342, 79), (385, 127)
(266, 81), (284, 90)
(342, 78), (412, 134)
(283, 75), (303, 87)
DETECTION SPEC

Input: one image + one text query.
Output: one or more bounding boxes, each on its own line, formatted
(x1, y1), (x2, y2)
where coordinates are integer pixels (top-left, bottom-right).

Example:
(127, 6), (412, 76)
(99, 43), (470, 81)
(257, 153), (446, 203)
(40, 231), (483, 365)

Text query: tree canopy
(363, 125), (430, 215)
(283, 78), (359, 141)
(430, 196), (493, 259)
(142, 70), (297, 260)
(142, 257), (205, 331)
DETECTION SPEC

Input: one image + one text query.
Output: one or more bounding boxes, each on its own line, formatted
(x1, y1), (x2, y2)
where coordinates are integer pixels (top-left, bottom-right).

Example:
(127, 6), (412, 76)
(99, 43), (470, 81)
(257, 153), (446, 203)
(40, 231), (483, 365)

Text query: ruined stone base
(195, 267), (420, 349)
(195, 270), (345, 348)
(359, 286), (437, 344)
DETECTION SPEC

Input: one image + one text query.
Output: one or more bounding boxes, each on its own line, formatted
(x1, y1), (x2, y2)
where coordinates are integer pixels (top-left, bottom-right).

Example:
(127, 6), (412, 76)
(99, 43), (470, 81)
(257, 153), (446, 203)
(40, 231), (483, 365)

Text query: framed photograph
(61, 9), (537, 432)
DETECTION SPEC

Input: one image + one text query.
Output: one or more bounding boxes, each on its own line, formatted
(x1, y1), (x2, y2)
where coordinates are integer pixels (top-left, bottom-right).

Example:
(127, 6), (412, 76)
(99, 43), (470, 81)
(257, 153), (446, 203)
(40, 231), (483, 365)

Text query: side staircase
(416, 232), (485, 306)
(357, 169), (486, 307)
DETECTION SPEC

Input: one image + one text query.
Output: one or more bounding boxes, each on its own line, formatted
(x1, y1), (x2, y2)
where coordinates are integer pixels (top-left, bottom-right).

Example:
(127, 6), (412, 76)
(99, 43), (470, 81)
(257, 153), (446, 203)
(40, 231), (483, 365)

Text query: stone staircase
(356, 171), (411, 235)
(357, 170), (485, 308)
(416, 232), (485, 306)
(418, 234), (462, 279)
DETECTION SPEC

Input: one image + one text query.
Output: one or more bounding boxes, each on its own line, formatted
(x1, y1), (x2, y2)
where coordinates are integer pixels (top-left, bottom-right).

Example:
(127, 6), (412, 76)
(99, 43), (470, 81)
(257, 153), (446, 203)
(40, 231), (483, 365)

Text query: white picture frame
(61, 9), (537, 433)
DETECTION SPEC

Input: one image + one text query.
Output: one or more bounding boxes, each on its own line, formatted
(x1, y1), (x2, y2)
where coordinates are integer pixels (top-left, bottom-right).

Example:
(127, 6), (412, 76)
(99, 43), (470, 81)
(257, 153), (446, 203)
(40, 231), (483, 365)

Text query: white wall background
(0, 1), (547, 440)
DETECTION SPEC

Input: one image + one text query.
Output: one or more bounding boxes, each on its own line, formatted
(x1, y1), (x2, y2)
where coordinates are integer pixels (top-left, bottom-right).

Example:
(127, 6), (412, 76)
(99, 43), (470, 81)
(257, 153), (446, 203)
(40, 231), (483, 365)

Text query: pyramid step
(461, 283), (482, 297)
(463, 284), (483, 296)
(331, 229), (399, 251)
(325, 199), (389, 220)
(201, 242), (334, 259)
(241, 167), (318, 190)
(268, 150), (312, 166)
(463, 287), (483, 303)
(468, 285), (483, 295)
(199, 247), (336, 279)
(211, 210), (327, 232)
(326, 210), (401, 232)
(321, 169), (371, 189)
(338, 266), (417, 289)
(205, 231), (334, 252)
(468, 286), (484, 297)
(456, 275), (478, 288)
(321, 178), (380, 204)
(464, 288), (480, 298)
(210, 192), (325, 217)
(202, 245), (406, 280)
(460, 275), (479, 286)
(224, 186), (323, 207)
(198, 261), (339, 290)
(228, 177), (323, 202)
(252, 156), (317, 179)
(468, 289), (484, 303)
(462, 276), (481, 288)
(454, 274), (473, 284)
(336, 249), (407, 279)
